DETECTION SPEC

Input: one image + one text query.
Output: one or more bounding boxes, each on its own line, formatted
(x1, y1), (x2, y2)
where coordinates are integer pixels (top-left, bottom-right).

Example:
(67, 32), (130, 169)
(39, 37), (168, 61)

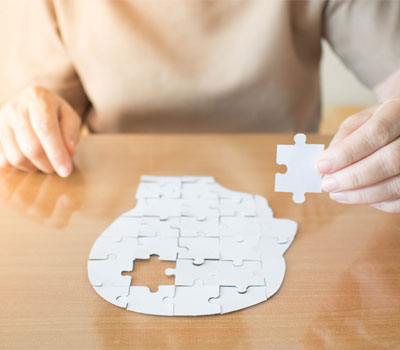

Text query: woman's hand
(316, 98), (400, 213)
(0, 86), (81, 177)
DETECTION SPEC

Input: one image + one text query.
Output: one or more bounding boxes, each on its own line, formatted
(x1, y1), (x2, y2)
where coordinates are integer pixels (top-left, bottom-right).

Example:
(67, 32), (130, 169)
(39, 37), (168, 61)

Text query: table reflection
(304, 217), (400, 349)
(0, 167), (85, 228)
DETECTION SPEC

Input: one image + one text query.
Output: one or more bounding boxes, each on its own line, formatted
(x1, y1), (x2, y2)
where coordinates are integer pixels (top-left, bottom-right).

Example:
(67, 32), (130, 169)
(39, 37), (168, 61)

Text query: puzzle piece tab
(178, 236), (219, 265)
(218, 260), (264, 293)
(165, 259), (219, 286)
(88, 255), (133, 287)
(134, 237), (182, 261)
(93, 285), (131, 308)
(275, 133), (324, 203)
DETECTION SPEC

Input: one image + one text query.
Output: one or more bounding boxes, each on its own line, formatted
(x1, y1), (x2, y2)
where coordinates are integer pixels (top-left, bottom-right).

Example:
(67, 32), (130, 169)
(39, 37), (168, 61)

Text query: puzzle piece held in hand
(275, 133), (324, 203)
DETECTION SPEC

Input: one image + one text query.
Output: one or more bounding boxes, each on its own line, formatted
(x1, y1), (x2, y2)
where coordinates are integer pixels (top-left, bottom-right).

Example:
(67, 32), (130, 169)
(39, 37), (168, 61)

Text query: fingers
(322, 136), (400, 192)
(10, 107), (54, 174)
(328, 106), (376, 148)
(370, 199), (400, 214)
(28, 88), (73, 177)
(0, 122), (37, 172)
(0, 86), (82, 176)
(318, 99), (400, 214)
(59, 101), (81, 156)
(317, 99), (400, 174)
(0, 143), (10, 168)
(329, 174), (400, 205)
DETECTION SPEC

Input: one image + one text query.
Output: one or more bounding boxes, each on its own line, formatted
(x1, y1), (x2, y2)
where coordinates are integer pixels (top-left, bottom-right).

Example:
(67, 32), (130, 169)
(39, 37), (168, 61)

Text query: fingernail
(370, 202), (382, 208)
(317, 159), (332, 174)
(322, 176), (338, 192)
(58, 165), (71, 178)
(329, 192), (347, 202)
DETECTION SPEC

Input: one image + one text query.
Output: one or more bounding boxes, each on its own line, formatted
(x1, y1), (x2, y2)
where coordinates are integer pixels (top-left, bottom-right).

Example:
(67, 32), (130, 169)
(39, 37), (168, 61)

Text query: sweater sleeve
(323, 0), (400, 89)
(5, 0), (89, 117)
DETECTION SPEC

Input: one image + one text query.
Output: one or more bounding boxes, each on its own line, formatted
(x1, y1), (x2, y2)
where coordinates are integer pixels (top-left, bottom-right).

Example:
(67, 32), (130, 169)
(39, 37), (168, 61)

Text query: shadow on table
(0, 167), (85, 228)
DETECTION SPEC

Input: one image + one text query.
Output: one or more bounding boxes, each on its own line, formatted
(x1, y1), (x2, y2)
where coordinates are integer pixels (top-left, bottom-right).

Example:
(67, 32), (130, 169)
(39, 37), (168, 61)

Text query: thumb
(59, 101), (81, 157)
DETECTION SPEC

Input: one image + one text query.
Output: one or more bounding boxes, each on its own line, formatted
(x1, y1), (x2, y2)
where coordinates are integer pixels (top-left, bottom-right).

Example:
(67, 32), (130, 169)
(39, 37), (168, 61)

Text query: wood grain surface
(0, 134), (399, 350)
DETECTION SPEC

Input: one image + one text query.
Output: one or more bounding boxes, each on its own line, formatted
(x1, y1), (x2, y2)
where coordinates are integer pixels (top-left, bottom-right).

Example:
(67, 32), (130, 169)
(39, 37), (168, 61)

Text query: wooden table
(0, 134), (399, 350)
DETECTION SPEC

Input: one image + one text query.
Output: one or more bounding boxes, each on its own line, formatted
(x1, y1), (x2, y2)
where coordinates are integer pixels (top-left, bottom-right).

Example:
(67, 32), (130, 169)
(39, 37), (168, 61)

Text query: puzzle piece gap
(121, 254), (176, 293)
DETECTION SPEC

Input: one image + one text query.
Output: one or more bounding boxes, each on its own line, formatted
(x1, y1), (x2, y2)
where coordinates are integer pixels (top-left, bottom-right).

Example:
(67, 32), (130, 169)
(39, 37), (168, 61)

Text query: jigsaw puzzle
(275, 133), (324, 203)
(88, 176), (298, 316)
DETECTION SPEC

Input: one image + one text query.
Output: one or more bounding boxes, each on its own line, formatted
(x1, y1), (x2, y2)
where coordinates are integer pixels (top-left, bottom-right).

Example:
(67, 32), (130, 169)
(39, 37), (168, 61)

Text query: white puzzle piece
(181, 177), (219, 199)
(166, 259), (264, 293)
(215, 197), (257, 217)
(171, 216), (219, 237)
(87, 175), (298, 316)
(218, 260), (264, 293)
(88, 255), (133, 287)
(141, 198), (183, 220)
(88, 236), (140, 261)
(255, 195), (274, 218)
(136, 176), (181, 199)
(138, 217), (180, 237)
(118, 285), (175, 316)
(275, 133), (324, 203)
(165, 259), (220, 286)
(181, 198), (219, 221)
(255, 236), (290, 298)
(165, 280), (221, 316)
(209, 286), (268, 314)
(219, 237), (261, 266)
(217, 216), (261, 239)
(178, 235), (220, 265)
(101, 216), (143, 241)
(93, 285), (131, 308)
(259, 217), (298, 247)
(133, 237), (182, 261)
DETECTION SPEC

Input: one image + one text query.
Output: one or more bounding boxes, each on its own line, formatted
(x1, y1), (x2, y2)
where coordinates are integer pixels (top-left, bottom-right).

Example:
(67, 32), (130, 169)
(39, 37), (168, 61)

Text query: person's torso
(55, 0), (324, 133)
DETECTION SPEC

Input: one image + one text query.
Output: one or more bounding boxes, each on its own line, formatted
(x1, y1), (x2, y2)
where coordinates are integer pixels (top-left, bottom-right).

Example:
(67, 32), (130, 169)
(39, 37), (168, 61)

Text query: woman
(0, 0), (399, 213)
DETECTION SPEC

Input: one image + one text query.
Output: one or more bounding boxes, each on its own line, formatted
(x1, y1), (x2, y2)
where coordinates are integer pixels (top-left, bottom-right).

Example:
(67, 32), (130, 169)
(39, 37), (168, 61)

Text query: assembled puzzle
(88, 175), (298, 316)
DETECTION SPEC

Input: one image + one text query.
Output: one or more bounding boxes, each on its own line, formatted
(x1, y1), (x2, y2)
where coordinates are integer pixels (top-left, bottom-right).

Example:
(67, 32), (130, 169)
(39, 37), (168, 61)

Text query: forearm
(374, 68), (400, 102)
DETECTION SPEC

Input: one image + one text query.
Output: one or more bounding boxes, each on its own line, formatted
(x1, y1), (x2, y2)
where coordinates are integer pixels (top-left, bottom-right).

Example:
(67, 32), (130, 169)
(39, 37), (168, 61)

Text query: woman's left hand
(316, 98), (400, 213)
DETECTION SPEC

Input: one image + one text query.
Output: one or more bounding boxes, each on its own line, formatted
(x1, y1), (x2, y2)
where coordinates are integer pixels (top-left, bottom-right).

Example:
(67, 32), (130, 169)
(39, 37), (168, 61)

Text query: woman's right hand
(0, 86), (81, 177)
